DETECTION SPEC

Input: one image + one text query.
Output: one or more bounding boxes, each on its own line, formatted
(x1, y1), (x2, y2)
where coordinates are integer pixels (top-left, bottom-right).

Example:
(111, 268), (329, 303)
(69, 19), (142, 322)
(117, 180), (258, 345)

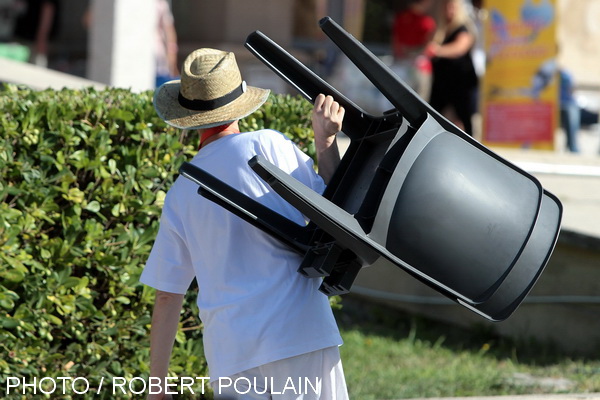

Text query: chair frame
(178, 17), (563, 321)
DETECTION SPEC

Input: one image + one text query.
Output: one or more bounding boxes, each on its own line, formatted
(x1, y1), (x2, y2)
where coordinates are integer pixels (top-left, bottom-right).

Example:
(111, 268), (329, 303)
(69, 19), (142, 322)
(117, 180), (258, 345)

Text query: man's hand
(312, 94), (345, 184)
(312, 94), (345, 144)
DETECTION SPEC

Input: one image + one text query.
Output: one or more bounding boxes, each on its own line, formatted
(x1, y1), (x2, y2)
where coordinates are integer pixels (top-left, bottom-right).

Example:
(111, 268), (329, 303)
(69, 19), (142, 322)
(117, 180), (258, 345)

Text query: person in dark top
(13, 0), (60, 67)
(425, 0), (478, 136)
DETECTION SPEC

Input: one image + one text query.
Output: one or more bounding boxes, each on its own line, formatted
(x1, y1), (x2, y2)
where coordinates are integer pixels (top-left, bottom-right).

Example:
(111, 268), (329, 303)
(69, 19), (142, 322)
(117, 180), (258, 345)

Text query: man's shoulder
(245, 128), (285, 138)
(237, 129), (291, 146)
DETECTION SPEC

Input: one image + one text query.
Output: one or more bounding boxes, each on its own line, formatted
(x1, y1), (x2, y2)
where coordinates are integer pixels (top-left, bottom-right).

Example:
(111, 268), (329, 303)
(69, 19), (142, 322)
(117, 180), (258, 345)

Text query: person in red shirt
(391, 0), (436, 97)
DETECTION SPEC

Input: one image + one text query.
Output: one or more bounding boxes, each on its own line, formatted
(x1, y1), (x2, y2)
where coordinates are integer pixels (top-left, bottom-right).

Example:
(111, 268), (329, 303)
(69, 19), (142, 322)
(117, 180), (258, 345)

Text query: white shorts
(211, 346), (349, 400)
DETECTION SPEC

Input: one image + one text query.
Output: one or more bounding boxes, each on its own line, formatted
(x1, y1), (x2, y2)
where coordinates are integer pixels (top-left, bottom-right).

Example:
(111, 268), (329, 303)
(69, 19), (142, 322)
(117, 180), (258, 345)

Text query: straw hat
(153, 48), (270, 130)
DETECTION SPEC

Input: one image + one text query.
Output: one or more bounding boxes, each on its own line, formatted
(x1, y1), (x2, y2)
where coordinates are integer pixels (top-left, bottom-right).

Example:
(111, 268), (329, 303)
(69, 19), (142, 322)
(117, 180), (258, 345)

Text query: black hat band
(178, 81), (247, 111)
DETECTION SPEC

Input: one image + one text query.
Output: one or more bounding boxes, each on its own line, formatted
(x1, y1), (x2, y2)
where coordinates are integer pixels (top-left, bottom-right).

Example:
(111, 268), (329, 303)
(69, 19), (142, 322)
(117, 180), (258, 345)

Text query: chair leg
(320, 258), (363, 296)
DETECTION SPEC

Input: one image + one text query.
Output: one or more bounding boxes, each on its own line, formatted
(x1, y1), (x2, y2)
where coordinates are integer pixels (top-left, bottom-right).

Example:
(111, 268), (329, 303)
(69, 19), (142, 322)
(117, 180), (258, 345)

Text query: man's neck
(199, 121), (240, 148)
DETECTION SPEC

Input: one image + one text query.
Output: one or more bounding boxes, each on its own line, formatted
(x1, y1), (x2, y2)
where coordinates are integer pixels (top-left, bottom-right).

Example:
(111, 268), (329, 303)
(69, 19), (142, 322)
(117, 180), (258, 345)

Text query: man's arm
(147, 290), (185, 400)
(312, 94), (345, 184)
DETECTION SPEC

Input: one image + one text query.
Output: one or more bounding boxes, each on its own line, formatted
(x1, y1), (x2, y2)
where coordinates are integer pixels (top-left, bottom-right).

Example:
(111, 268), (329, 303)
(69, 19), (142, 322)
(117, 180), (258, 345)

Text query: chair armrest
(249, 155), (379, 265)
(179, 162), (311, 252)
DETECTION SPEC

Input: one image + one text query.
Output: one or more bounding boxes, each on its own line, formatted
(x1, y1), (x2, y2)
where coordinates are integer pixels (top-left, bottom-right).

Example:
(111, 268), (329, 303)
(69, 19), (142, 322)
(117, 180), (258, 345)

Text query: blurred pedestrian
(12, 0), (60, 67)
(155, 0), (179, 87)
(391, 0), (436, 97)
(559, 68), (599, 153)
(0, 0), (21, 41)
(559, 68), (580, 153)
(426, 0), (478, 136)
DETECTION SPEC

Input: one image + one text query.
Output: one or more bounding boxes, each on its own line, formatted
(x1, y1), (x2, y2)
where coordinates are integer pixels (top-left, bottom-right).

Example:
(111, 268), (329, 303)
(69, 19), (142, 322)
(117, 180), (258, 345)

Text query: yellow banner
(482, 0), (558, 149)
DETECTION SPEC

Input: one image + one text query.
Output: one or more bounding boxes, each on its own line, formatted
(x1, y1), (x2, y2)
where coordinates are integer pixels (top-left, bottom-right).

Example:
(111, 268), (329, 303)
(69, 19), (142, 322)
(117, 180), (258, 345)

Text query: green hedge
(0, 85), (316, 399)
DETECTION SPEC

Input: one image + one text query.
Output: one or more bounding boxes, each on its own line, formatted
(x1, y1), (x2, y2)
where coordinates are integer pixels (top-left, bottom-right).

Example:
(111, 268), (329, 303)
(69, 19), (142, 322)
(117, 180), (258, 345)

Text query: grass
(334, 297), (600, 399)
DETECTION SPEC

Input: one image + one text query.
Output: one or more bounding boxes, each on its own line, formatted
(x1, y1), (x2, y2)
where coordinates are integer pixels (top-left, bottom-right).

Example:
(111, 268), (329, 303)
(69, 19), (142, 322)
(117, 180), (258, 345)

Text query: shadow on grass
(334, 295), (600, 367)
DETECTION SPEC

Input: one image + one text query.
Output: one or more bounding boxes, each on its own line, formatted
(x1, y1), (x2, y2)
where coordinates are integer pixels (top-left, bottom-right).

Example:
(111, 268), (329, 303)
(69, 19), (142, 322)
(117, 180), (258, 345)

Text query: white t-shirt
(140, 129), (343, 381)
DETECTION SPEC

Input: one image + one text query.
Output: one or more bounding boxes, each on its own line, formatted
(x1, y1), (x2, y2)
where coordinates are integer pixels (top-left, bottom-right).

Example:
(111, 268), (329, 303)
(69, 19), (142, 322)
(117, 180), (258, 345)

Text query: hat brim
(153, 80), (270, 130)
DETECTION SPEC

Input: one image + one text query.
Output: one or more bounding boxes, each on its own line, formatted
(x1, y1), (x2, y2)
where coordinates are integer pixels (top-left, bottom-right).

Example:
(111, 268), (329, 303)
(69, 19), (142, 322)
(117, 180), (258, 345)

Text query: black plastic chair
(179, 17), (562, 321)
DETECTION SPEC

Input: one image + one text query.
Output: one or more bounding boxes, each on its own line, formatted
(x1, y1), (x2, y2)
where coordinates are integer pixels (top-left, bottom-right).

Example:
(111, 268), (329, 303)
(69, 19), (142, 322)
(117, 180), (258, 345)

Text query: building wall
(556, 0), (600, 87)
(172, 0), (295, 49)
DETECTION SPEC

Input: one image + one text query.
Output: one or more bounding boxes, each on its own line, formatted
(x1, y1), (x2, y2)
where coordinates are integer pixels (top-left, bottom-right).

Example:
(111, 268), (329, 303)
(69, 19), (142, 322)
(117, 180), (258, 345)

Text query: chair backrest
(368, 115), (544, 303)
(466, 190), (563, 320)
